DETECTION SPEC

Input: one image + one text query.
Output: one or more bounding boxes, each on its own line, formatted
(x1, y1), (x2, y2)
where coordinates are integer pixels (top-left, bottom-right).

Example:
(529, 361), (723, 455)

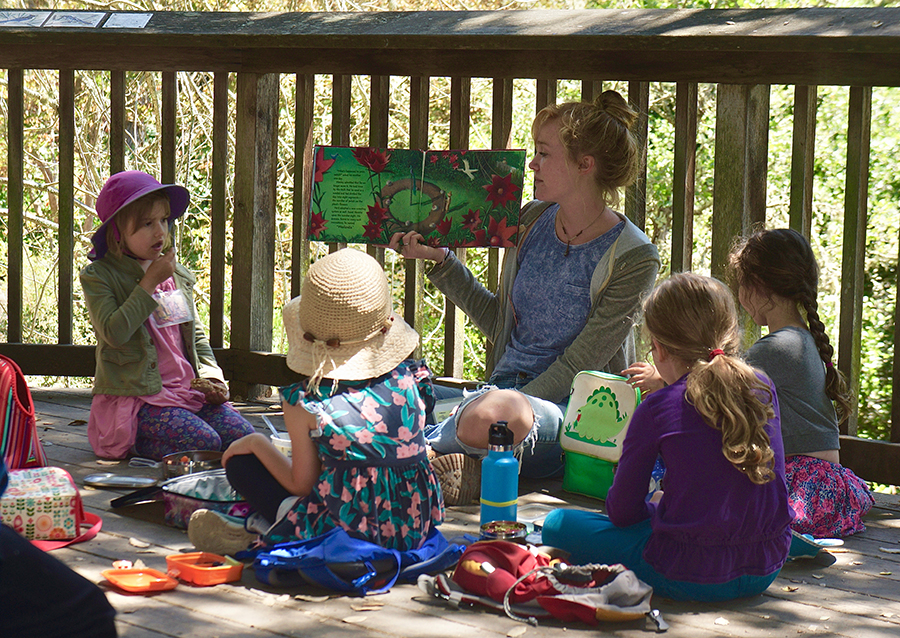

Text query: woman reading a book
(389, 89), (659, 504)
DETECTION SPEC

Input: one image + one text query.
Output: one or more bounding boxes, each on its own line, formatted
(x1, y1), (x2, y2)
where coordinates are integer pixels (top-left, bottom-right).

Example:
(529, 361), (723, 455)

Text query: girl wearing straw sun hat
(79, 171), (255, 461)
(189, 248), (444, 556)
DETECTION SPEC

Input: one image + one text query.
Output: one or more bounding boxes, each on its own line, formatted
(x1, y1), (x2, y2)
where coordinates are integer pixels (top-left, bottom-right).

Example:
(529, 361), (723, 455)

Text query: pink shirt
(88, 276), (206, 459)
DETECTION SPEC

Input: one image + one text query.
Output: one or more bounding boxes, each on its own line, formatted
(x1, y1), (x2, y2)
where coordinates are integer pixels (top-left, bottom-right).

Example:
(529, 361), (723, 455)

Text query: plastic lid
(101, 567), (178, 593)
(488, 421), (513, 447)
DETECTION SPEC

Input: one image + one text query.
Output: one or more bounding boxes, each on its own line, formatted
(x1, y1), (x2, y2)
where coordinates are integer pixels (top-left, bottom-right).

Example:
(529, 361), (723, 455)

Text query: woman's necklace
(558, 208), (606, 257)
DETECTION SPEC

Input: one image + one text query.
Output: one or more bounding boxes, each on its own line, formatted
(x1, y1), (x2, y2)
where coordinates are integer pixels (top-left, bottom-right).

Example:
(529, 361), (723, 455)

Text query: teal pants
(542, 509), (780, 602)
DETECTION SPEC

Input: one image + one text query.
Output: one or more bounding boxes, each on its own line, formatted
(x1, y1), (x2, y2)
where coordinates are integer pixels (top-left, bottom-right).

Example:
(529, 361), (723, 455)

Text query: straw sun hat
(283, 248), (419, 385)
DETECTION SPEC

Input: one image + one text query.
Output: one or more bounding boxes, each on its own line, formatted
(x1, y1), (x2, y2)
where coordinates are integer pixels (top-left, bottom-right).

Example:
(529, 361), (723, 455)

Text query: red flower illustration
(314, 147), (335, 183)
(483, 173), (521, 209)
(462, 208), (482, 231)
(427, 236), (442, 248)
(464, 230), (487, 247)
(436, 217), (452, 236)
(366, 202), (390, 224)
(486, 217), (518, 247)
(308, 211), (328, 238)
(353, 147), (391, 174)
(466, 217), (517, 248)
(363, 220), (384, 241)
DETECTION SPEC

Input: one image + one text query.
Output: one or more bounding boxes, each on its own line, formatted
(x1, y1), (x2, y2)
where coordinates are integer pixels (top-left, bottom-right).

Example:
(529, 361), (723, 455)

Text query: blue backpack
(253, 526), (469, 595)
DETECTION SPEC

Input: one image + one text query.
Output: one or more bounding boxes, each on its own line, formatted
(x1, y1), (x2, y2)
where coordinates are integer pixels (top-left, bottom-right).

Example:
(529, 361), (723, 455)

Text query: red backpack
(0, 354), (47, 469)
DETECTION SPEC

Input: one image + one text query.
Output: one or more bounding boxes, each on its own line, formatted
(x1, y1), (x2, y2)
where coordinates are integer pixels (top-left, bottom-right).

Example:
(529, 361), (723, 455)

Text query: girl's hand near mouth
(140, 249), (176, 294)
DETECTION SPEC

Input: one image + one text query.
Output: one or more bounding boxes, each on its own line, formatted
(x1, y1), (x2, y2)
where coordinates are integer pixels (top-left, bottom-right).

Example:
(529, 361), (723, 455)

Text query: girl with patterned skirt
(730, 228), (873, 538)
(188, 249), (444, 556)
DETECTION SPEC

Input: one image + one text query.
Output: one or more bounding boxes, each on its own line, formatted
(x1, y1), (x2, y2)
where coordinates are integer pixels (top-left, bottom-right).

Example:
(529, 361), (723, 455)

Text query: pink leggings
(134, 403), (255, 460)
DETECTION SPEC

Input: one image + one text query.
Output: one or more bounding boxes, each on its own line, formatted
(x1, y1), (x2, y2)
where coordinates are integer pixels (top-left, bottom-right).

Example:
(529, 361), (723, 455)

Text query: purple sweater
(606, 374), (792, 583)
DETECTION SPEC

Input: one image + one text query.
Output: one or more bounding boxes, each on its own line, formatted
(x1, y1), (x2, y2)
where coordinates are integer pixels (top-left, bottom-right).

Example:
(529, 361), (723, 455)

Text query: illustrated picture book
(309, 146), (527, 248)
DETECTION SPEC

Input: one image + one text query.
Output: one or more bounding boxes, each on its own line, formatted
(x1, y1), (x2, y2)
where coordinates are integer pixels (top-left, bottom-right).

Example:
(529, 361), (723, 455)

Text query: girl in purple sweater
(543, 272), (793, 601)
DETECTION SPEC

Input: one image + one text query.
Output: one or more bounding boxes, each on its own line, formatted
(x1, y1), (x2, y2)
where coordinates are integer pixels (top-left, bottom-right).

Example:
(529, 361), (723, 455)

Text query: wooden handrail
(0, 9), (899, 84)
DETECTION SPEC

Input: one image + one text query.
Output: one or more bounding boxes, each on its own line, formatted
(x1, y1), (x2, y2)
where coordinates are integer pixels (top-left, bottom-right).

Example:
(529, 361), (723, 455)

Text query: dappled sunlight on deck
(28, 387), (900, 637)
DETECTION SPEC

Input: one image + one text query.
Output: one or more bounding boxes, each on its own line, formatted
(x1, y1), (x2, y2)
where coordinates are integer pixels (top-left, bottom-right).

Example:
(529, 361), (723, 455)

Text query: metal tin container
(479, 520), (527, 541)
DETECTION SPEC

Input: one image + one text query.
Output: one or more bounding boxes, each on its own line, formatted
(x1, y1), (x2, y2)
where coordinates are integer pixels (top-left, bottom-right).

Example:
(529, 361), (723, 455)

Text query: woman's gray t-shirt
(745, 326), (840, 456)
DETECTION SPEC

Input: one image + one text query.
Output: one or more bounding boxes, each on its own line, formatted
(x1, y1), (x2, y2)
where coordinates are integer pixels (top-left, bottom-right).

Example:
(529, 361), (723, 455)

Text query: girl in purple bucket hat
(79, 171), (254, 460)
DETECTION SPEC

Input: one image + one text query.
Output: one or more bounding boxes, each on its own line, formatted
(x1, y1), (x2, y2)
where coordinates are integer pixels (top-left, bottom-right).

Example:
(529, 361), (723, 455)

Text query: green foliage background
(1, 0), (899, 443)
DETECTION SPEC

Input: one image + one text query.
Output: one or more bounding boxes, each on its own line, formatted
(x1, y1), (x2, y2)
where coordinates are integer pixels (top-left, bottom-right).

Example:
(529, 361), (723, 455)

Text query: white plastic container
(270, 434), (292, 458)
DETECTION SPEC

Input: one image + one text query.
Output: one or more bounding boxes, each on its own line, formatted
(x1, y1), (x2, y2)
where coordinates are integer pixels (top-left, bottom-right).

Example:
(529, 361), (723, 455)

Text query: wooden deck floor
(25, 387), (900, 637)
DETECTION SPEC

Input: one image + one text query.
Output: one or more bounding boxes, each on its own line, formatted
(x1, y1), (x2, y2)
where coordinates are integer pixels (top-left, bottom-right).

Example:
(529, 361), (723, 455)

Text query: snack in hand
(191, 378), (217, 394)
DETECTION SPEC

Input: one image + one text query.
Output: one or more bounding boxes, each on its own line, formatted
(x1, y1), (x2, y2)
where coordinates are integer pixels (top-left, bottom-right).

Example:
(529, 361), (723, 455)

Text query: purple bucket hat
(88, 170), (190, 261)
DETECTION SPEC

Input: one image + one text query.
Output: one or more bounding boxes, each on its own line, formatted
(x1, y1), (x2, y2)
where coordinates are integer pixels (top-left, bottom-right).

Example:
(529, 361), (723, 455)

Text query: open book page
(309, 146), (526, 247)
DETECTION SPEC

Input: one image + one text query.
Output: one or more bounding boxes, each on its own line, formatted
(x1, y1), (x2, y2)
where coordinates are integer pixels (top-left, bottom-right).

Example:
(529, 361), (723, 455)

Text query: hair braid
(730, 228), (852, 425)
(801, 294), (853, 424)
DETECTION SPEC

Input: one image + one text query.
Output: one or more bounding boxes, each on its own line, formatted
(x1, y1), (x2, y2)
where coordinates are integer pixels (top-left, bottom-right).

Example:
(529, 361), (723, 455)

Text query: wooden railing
(2, 8), (900, 484)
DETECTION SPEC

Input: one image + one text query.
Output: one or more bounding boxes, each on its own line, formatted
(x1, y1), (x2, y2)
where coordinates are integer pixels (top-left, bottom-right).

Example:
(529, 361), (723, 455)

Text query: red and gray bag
(418, 540), (661, 628)
(0, 354), (47, 470)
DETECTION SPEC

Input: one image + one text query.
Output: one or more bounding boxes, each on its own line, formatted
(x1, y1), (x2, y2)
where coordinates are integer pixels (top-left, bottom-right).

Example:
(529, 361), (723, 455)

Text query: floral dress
(263, 360), (444, 552)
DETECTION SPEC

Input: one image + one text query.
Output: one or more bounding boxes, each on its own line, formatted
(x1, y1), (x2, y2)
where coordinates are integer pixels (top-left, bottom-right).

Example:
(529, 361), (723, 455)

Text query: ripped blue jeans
(424, 372), (566, 479)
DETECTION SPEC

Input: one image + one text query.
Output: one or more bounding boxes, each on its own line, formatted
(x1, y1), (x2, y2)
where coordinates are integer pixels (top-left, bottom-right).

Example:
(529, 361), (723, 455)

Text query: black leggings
(225, 453), (293, 524)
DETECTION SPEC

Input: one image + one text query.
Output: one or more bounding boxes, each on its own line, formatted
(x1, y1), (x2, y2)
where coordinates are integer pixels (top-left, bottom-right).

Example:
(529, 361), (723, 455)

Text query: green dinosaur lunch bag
(560, 371), (640, 501)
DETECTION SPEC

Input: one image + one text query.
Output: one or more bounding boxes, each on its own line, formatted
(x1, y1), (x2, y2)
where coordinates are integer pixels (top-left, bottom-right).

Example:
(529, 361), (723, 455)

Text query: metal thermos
(479, 421), (519, 525)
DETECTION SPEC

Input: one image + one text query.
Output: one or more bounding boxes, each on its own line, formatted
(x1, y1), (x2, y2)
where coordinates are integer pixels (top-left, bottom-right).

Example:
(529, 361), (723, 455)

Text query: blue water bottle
(480, 421), (519, 526)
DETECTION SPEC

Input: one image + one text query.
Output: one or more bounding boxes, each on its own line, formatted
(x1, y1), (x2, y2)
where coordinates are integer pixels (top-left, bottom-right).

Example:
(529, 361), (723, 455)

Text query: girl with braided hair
(543, 273), (792, 601)
(730, 228), (874, 538)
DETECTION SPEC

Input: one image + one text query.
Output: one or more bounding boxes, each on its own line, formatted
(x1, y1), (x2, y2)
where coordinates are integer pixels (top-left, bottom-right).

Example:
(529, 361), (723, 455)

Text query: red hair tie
(708, 349), (725, 361)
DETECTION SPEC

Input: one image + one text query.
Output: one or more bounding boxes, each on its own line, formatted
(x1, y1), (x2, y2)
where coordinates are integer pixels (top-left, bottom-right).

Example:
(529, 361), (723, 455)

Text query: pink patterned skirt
(785, 454), (875, 538)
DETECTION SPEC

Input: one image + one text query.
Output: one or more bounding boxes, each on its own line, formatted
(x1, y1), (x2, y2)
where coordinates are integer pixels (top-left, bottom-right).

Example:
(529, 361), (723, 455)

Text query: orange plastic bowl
(165, 552), (243, 586)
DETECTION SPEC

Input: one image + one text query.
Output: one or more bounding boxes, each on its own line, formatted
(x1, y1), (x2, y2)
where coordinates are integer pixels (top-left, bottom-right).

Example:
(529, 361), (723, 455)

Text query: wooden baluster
(444, 76), (471, 379)
(58, 68), (75, 346)
(626, 81), (649, 231)
(231, 72), (279, 400)
(292, 73), (315, 299)
(671, 82), (697, 274)
(839, 86), (872, 437)
(209, 72), (228, 349)
(406, 75), (430, 359)
(789, 85), (817, 239)
(109, 70), (125, 175)
(368, 74), (390, 267)
(7, 68), (24, 343)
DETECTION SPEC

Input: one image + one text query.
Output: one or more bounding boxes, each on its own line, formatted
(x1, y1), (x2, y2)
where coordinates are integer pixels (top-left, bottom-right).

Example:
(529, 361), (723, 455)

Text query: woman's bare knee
(456, 389), (533, 448)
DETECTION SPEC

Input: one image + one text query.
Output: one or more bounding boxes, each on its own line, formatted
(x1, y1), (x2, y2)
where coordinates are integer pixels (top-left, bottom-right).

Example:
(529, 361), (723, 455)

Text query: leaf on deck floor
(351, 602), (383, 611)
